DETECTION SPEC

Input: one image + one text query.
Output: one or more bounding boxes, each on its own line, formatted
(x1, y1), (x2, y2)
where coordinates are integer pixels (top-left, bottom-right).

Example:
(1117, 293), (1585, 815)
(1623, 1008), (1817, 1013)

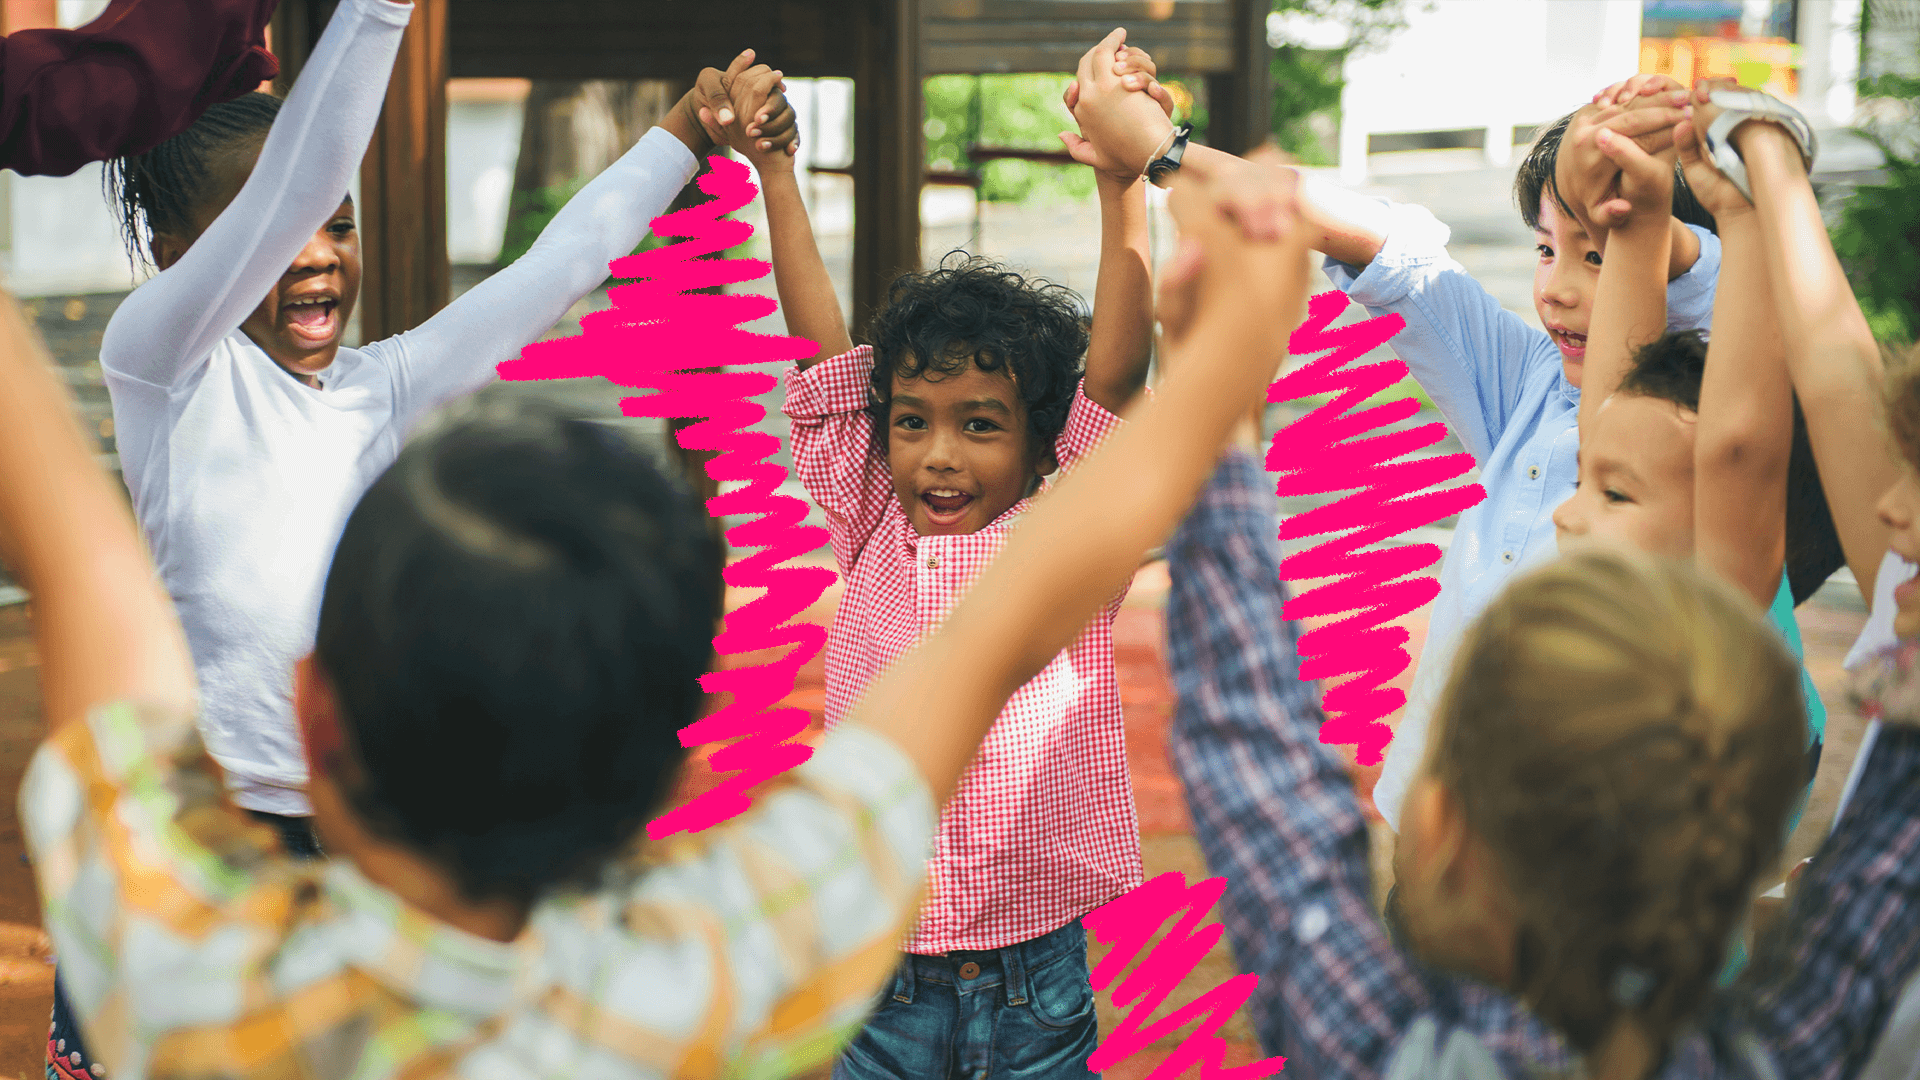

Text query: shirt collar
(323, 859), (536, 1018)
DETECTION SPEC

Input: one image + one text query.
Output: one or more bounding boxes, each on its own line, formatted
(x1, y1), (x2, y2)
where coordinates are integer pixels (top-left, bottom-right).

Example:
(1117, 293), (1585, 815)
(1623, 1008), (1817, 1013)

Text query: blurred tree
(924, 73), (1097, 203)
(1267, 0), (1409, 164)
(1832, 72), (1920, 344)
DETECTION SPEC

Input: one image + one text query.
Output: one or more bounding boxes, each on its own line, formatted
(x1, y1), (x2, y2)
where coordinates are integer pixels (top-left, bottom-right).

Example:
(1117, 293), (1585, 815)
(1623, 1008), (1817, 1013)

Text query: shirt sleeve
(96, 0), (410, 391)
(373, 127), (701, 430)
(20, 701), (281, 1070)
(625, 723), (936, 1076)
(783, 346), (897, 573)
(0, 0), (279, 177)
(1054, 378), (1125, 475)
(1731, 725), (1920, 1079)
(1665, 224), (1722, 333)
(1164, 450), (1575, 1077)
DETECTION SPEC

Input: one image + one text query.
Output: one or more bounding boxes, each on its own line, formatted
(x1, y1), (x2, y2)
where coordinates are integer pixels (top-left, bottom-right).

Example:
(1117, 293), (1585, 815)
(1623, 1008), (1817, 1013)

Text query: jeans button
(959, 961), (980, 979)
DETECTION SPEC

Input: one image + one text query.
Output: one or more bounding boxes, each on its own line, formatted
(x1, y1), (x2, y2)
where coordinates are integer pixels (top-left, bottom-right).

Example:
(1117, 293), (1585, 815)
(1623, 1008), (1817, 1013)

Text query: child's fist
(1064, 28), (1178, 179)
(1560, 99), (1684, 234)
(690, 51), (799, 170)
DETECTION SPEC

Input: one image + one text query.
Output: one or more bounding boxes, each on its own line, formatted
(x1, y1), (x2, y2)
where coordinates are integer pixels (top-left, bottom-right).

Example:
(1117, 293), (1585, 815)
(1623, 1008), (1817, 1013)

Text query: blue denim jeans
(833, 919), (1100, 1080)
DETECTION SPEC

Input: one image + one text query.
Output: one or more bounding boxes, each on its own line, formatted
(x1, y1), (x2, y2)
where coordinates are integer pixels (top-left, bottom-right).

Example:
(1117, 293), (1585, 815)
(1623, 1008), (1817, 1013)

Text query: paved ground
(0, 156), (1877, 1077)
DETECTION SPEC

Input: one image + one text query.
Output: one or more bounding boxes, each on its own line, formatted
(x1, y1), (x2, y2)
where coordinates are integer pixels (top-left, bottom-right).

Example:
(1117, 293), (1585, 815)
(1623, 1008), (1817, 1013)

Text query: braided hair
(104, 92), (283, 269)
(1430, 549), (1806, 1057)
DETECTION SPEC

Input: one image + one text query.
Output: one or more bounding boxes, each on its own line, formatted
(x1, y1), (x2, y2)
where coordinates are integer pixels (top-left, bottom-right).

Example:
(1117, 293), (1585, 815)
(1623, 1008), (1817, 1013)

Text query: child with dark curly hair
(717, 44), (1165, 1080)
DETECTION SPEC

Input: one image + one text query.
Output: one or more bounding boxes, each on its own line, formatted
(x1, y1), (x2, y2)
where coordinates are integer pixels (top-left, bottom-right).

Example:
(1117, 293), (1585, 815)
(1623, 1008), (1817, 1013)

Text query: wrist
(1134, 120), (1178, 176)
(1731, 121), (1803, 170)
(663, 94), (712, 157)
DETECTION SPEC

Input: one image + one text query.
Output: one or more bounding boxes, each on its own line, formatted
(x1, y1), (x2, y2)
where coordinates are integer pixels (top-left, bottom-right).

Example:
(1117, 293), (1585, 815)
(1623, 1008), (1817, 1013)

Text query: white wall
(447, 100), (523, 264)
(1337, 0), (1644, 183)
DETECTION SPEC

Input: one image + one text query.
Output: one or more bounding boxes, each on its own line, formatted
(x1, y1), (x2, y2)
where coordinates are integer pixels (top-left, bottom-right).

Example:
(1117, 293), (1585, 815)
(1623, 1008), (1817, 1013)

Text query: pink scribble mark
(1269, 290), (1486, 765)
(498, 155), (832, 837)
(1086, 872), (1285, 1079)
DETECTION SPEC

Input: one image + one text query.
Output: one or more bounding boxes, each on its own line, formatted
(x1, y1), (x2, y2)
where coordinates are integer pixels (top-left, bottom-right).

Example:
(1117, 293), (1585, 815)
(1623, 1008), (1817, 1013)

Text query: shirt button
(1527, 466), (1540, 479)
(1502, 551), (1515, 563)
(926, 556), (940, 569)
(1294, 904), (1331, 943)
(959, 961), (980, 979)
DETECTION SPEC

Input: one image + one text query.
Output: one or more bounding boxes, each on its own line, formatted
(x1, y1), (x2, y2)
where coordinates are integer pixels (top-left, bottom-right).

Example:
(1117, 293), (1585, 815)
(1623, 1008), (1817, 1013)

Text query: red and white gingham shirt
(784, 346), (1144, 953)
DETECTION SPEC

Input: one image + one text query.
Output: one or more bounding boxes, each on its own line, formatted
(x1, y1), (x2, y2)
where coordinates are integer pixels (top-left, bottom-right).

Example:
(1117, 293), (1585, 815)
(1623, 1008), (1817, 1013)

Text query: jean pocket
(1025, 950), (1096, 1031)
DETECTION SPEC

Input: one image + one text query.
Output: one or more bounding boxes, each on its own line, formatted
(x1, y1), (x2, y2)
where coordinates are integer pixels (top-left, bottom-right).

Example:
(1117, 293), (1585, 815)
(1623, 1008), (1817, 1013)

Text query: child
(1548, 92), (1831, 834)
(1164, 446), (1920, 1077)
(737, 35), (1162, 1078)
(0, 147), (1313, 1078)
(99, 0), (787, 836)
(1062, 67), (1732, 833)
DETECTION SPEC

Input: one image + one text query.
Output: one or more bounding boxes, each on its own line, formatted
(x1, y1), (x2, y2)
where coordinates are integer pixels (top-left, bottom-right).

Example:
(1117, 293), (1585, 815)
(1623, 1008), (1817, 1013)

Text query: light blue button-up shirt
(1329, 201), (1724, 831)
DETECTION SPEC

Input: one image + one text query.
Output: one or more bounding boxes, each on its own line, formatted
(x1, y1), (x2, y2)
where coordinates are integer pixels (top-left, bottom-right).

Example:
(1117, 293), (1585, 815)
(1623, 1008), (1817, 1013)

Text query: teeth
(927, 489), (966, 498)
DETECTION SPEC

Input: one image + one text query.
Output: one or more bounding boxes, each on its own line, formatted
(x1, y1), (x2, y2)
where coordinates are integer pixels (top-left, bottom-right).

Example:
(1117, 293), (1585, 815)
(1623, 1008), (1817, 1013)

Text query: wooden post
(359, 0), (449, 342)
(851, 0), (923, 339)
(1207, 0), (1272, 155)
(268, 0), (338, 95)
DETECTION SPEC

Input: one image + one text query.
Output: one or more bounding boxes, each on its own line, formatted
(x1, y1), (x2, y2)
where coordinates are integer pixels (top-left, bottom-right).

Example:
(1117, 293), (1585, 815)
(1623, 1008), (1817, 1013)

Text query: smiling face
(887, 363), (1056, 536)
(1532, 196), (1604, 388)
(1553, 393), (1696, 559)
(153, 146), (361, 388)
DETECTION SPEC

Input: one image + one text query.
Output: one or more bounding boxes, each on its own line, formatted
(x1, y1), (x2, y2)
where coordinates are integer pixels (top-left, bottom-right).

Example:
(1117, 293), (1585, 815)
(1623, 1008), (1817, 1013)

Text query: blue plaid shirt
(1164, 449), (1920, 1080)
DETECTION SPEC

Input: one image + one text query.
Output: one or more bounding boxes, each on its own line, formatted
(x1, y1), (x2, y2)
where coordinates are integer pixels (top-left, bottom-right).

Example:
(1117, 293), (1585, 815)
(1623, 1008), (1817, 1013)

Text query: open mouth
(921, 488), (975, 526)
(1549, 327), (1588, 357)
(283, 295), (339, 343)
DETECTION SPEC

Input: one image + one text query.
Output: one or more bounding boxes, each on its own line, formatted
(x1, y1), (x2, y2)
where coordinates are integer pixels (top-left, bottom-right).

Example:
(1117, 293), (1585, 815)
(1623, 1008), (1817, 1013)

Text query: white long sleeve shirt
(101, 0), (701, 814)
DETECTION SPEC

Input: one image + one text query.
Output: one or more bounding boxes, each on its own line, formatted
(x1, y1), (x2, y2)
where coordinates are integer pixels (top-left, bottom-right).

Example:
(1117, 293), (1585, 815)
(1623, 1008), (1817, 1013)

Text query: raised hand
(705, 61), (799, 172)
(1591, 72), (1687, 108)
(1158, 150), (1306, 351)
(1673, 90), (1753, 220)
(1064, 28), (1178, 179)
(1557, 96), (1686, 235)
(1060, 42), (1177, 180)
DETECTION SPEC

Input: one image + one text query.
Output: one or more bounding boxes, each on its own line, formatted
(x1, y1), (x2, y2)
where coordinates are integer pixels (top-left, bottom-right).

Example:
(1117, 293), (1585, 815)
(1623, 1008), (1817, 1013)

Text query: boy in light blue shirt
(1303, 109), (1728, 831)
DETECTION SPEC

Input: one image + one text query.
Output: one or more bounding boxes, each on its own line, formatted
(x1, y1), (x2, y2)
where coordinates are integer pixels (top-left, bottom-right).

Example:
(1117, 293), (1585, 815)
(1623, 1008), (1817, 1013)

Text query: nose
(1552, 490), (1584, 538)
(288, 227), (340, 274)
(922, 424), (962, 472)
(1878, 476), (1913, 531)
(1539, 256), (1581, 311)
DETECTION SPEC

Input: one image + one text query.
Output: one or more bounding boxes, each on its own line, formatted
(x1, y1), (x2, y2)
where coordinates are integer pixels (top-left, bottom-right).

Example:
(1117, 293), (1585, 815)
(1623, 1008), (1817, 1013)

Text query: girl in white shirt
(98, 0), (794, 830)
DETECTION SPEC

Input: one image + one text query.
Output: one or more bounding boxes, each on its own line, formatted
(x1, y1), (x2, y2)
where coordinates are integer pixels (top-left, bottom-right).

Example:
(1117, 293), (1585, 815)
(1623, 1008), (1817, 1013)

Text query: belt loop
(893, 954), (917, 1004)
(1002, 937), (1029, 1007)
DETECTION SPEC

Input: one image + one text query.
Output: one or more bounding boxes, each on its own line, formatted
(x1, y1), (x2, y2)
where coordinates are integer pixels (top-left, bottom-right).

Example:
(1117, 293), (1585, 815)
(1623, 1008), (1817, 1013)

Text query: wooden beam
(358, 0), (449, 343)
(1204, 0), (1271, 154)
(850, 0), (922, 339)
(268, 0), (338, 96)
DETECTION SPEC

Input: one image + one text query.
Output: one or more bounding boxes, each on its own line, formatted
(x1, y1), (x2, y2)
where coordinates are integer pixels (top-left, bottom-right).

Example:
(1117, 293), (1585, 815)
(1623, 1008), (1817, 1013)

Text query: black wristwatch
(1146, 124), (1191, 187)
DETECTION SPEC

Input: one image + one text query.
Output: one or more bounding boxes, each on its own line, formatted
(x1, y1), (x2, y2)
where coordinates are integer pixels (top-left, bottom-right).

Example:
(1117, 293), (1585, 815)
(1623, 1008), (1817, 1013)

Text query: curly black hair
(1514, 109), (1718, 236)
(1620, 330), (1845, 604)
(104, 91), (282, 268)
(863, 253), (1090, 469)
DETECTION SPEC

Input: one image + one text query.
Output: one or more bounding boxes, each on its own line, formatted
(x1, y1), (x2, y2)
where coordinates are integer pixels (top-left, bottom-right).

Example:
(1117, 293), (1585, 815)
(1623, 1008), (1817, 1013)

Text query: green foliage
(925, 73), (1097, 203)
(1267, 0), (1409, 163)
(1832, 74), (1920, 345)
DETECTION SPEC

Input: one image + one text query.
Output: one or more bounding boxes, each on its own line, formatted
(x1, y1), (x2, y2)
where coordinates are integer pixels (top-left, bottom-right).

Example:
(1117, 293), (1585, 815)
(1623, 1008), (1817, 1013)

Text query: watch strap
(1702, 89), (1817, 201)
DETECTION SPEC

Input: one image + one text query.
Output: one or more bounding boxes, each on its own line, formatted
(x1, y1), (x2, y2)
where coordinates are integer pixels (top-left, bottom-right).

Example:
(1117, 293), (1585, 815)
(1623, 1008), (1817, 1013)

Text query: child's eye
(1536, 243), (1554, 260)
(1584, 250), (1603, 267)
(329, 221), (355, 237)
(964, 418), (1000, 434)
(894, 415), (926, 431)
(1603, 487), (1632, 505)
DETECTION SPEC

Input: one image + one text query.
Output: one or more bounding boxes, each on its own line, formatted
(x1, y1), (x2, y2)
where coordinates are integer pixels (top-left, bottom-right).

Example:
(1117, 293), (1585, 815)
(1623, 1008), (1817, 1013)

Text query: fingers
(1063, 80), (1080, 112)
(1091, 26), (1126, 79)
(715, 49), (755, 126)
(1147, 81), (1175, 117)
(1113, 43), (1158, 78)
(1599, 105), (1686, 139)
(1058, 131), (1099, 168)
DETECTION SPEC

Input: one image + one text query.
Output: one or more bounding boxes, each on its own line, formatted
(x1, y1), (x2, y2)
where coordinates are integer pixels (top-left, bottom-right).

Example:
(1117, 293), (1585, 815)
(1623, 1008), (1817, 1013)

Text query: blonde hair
(1430, 549), (1807, 1054)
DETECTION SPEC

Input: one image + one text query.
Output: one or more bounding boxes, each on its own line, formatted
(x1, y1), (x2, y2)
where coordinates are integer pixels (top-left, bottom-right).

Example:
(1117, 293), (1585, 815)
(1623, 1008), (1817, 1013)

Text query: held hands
(1558, 93), (1687, 235)
(1673, 79), (1753, 219)
(1060, 39), (1175, 181)
(1156, 149), (1309, 352)
(673, 50), (800, 163)
(1064, 29), (1178, 180)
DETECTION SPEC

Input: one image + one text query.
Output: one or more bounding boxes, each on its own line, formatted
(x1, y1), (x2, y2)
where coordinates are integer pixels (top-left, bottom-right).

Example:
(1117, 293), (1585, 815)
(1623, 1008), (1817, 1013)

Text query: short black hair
(864, 252), (1089, 465)
(1619, 330), (1845, 604)
(1514, 109), (1718, 236)
(104, 91), (283, 267)
(314, 398), (721, 905)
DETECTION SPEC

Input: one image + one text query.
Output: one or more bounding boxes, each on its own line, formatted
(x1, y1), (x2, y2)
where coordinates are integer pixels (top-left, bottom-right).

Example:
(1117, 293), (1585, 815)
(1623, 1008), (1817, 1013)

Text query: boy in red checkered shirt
(711, 35), (1172, 1080)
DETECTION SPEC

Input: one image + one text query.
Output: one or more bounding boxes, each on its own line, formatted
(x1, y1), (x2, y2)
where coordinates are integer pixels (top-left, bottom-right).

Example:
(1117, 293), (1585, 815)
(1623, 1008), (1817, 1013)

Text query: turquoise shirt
(1723, 573), (1825, 983)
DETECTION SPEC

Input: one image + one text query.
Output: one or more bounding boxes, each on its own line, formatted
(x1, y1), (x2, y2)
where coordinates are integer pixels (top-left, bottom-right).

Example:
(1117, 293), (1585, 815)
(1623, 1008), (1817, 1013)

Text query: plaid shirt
(23, 702), (935, 1080)
(1165, 449), (1920, 1080)
(784, 346), (1142, 953)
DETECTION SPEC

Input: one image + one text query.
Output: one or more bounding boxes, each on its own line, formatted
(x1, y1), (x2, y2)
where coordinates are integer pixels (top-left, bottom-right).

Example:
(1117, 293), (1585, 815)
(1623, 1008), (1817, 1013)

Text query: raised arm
(0, 289), (194, 732)
(382, 59), (800, 422)
(1723, 84), (1897, 601)
(1677, 115), (1790, 607)
(723, 70), (851, 367)
(97, 0), (410, 389)
(847, 153), (1311, 806)
(1561, 106), (1675, 435)
(0, 0), (279, 177)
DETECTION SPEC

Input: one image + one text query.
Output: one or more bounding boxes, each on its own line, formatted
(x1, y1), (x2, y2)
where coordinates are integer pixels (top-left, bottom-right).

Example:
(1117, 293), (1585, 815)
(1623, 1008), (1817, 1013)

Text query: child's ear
(150, 233), (188, 273)
(1034, 447), (1060, 478)
(293, 655), (345, 779)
